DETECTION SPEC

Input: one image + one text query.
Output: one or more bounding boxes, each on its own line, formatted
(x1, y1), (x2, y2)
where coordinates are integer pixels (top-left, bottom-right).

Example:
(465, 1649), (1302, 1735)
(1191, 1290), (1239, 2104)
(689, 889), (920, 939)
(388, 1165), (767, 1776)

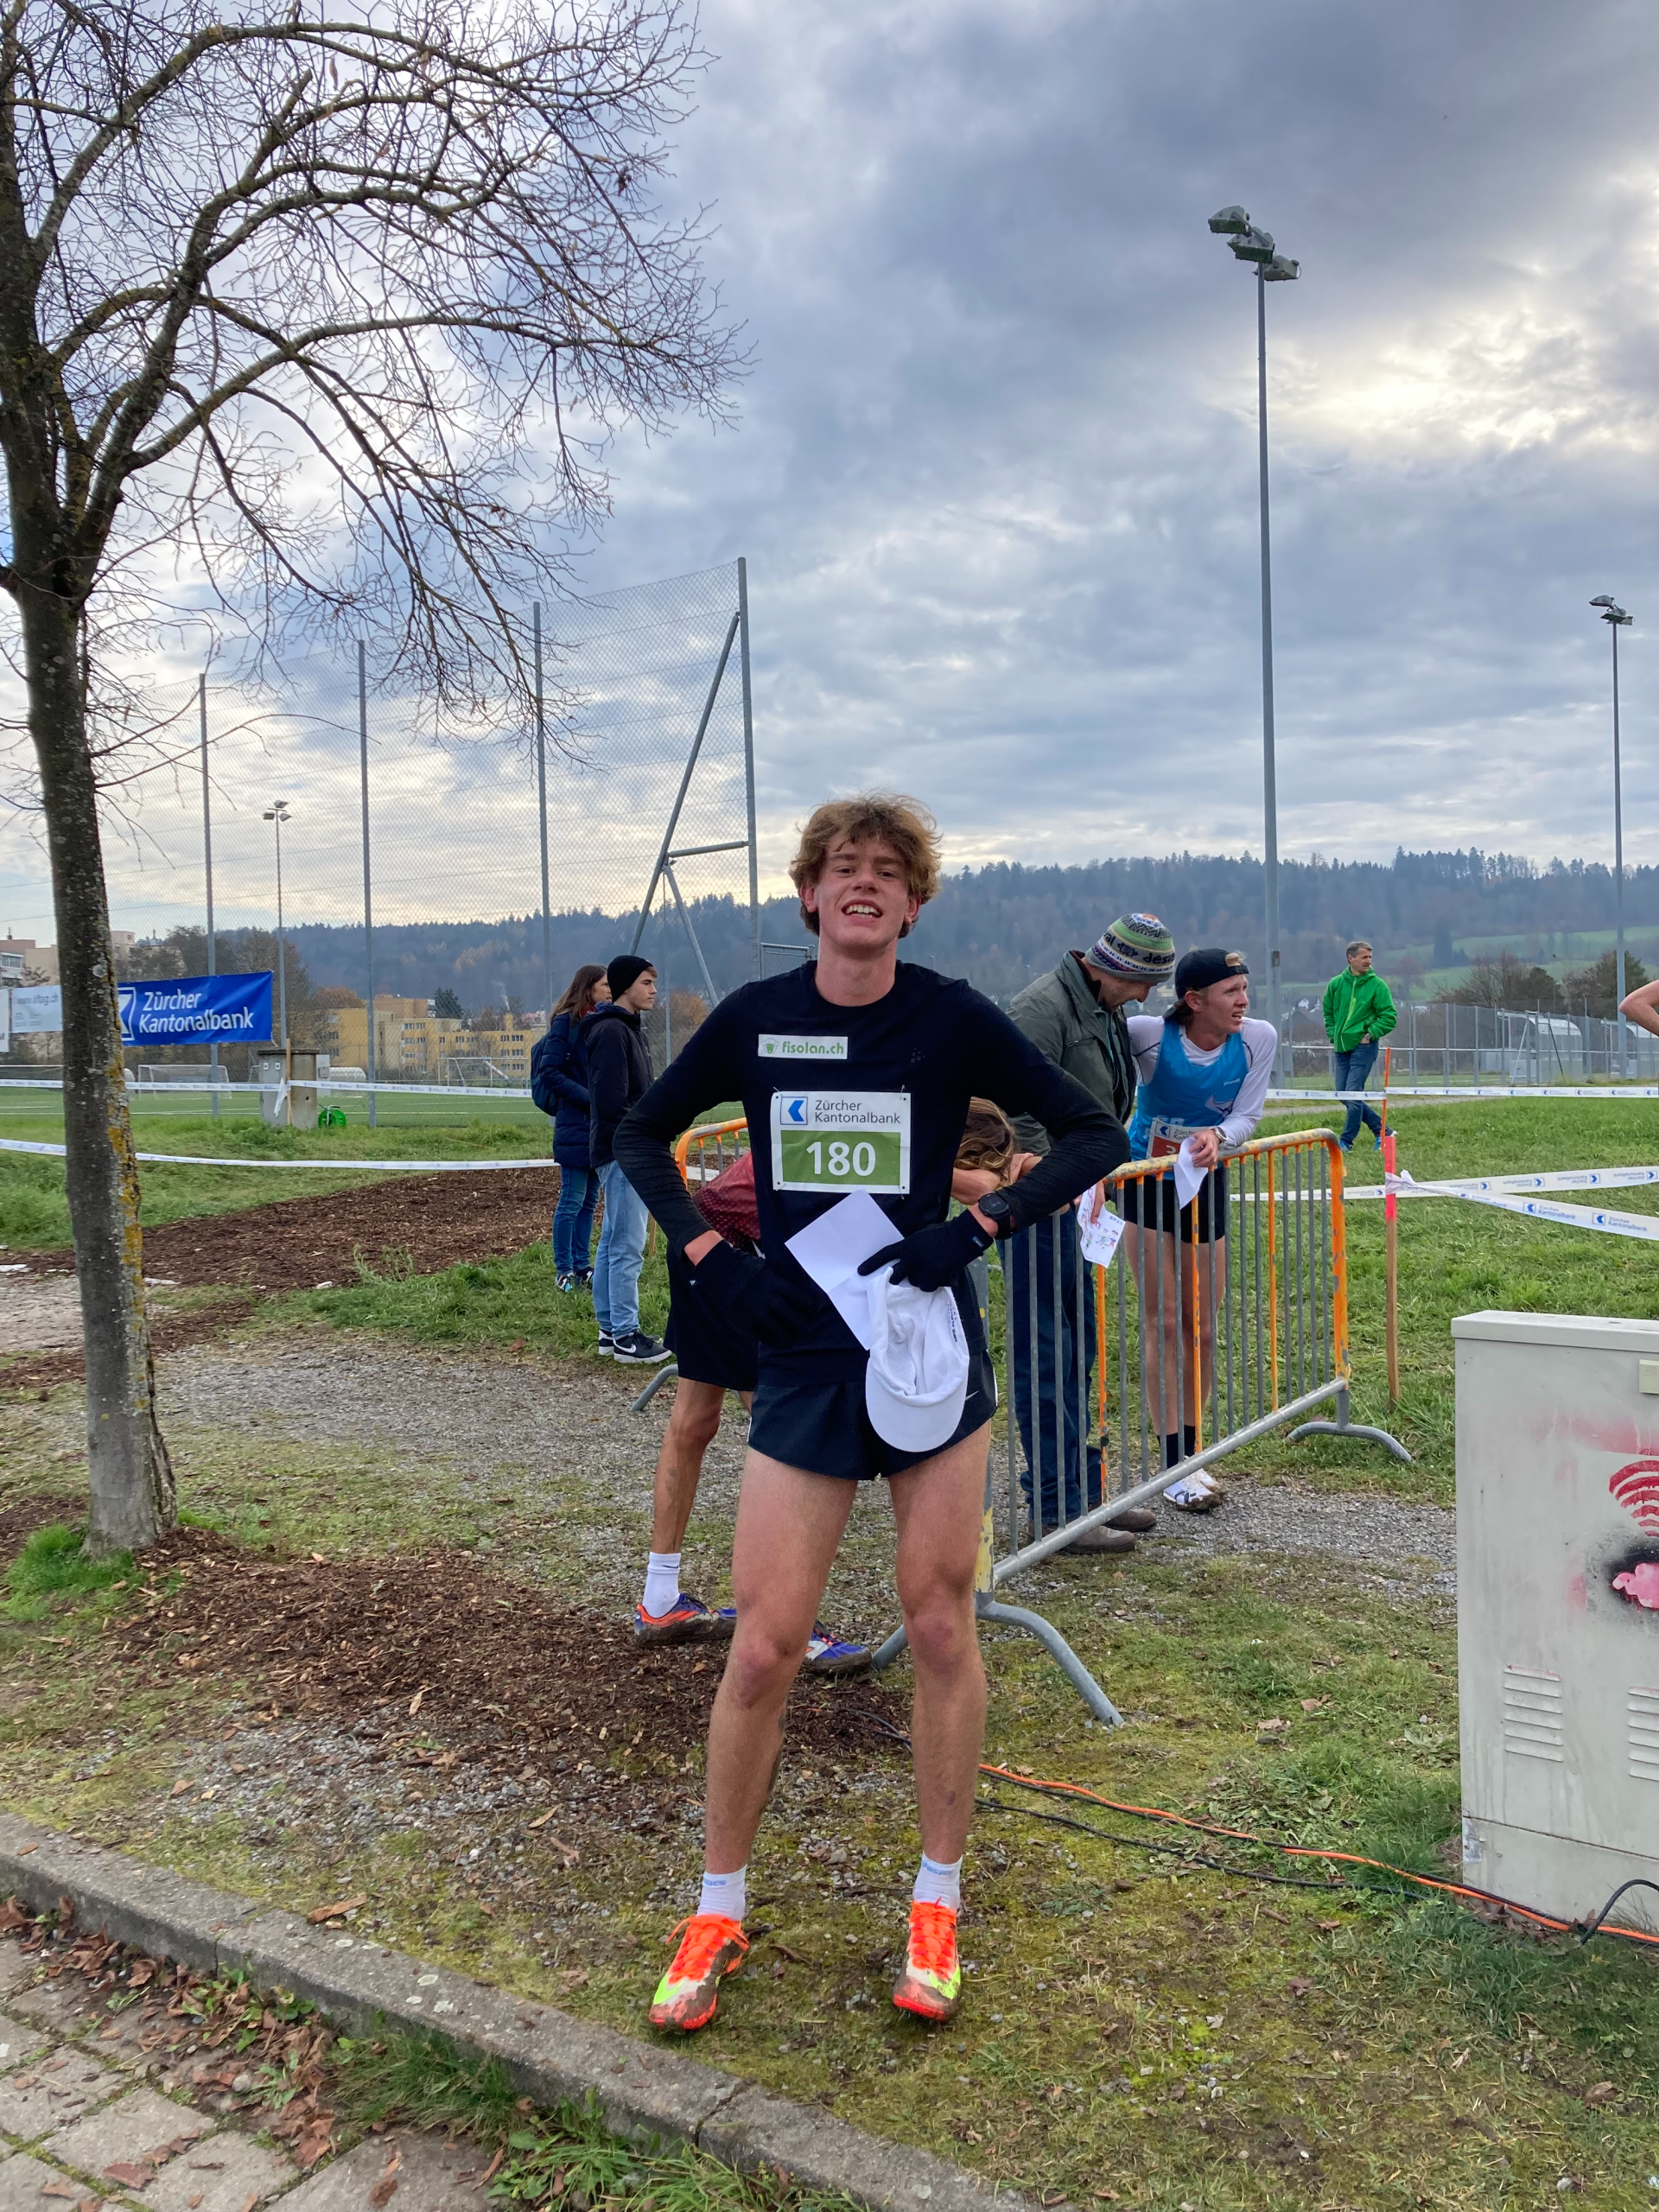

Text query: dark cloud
(580, 0), (1659, 881)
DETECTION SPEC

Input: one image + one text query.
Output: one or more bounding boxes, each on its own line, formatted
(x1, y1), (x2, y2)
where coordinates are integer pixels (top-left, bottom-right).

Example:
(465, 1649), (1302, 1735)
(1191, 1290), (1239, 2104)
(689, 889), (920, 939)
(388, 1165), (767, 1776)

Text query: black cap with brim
(1174, 947), (1249, 997)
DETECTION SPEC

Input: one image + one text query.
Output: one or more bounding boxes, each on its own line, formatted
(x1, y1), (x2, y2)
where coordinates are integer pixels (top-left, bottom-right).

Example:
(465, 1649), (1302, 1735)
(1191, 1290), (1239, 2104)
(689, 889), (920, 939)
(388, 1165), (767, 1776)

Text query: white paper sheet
(1077, 1185), (1126, 1268)
(1173, 1138), (1208, 1211)
(784, 1188), (899, 1351)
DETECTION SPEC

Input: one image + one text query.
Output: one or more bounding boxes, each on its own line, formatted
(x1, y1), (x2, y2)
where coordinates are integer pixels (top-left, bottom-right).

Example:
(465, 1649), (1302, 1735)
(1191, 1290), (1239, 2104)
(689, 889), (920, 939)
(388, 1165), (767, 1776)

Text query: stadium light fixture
(1210, 208), (1300, 1077)
(262, 798), (292, 1049)
(1590, 597), (1633, 1072)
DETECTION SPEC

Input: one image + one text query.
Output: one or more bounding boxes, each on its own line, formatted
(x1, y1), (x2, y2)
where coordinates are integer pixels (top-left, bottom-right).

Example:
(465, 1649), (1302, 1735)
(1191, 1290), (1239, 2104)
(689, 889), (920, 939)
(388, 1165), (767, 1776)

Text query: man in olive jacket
(1005, 913), (1175, 1551)
(1322, 940), (1396, 1150)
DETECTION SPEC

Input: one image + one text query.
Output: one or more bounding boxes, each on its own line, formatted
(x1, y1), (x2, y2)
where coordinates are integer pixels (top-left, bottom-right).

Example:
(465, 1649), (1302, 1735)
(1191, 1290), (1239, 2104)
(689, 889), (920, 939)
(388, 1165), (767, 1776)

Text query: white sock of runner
(643, 1553), (681, 1617)
(912, 1853), (963, 1912)
(698, 1866), (747, 1922)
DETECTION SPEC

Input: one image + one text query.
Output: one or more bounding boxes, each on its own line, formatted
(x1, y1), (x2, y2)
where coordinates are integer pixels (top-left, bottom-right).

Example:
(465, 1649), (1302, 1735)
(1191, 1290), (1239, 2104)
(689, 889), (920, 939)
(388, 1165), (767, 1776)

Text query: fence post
(358, 642), (378, 1128)
(199, 672), (219, 1120)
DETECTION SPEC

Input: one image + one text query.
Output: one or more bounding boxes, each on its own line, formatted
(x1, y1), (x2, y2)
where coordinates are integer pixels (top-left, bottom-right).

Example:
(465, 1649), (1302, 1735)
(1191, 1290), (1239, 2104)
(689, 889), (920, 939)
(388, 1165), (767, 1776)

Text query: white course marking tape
(1455, 1190), (1659, 1242)
(1265, 1085), (1659, 1102)
(0, 1138), (554, 1172)
(1347, 1164), (1659, 1200)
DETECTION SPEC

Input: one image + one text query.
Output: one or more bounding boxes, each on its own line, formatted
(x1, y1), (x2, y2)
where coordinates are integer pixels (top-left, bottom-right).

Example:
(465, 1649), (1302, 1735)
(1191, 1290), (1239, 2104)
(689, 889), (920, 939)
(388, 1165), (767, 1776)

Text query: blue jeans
(594, 1160), (648, 1338)
(553, 1165), (599, 1276)
(1001, 1211), (1103, 1533)
(1332, 1040), (1382, 1147)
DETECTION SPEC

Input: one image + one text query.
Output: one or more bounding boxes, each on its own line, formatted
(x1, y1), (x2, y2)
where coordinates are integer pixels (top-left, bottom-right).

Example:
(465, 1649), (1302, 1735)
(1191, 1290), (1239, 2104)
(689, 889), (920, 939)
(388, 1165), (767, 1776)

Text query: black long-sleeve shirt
(613, 961), (1128, 1378)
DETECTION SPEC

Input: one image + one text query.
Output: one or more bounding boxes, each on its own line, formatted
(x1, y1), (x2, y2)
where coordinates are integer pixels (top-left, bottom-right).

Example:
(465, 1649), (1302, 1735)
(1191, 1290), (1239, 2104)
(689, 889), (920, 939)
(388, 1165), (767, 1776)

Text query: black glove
(688, 1236), (819, 1348)
(856, 1208), (994, 1292)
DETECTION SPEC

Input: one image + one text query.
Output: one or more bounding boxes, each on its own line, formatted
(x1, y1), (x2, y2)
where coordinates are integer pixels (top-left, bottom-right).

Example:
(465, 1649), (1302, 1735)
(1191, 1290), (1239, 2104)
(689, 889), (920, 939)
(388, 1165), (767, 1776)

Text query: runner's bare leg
(889, 1423), (991, 1864)
(703, 1452), (856, 1872)
(651, 1383), (753, 1556)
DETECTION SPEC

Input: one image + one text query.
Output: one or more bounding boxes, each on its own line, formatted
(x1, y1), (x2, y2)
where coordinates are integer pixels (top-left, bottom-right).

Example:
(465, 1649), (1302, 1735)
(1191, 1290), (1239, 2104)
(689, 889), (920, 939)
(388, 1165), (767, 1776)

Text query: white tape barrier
(0, 1138), (553, 1172)
(1267, 1085), (1659, 1102)
(1347, 1164), (1659, 1200)
(1456, 1190), (1659, 1243)
(0, 1077), (537, 1101)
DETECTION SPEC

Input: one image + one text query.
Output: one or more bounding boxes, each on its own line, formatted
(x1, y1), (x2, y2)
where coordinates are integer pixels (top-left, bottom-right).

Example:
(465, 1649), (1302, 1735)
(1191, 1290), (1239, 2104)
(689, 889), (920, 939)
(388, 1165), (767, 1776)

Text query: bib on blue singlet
(770, 1090), (912, 1194)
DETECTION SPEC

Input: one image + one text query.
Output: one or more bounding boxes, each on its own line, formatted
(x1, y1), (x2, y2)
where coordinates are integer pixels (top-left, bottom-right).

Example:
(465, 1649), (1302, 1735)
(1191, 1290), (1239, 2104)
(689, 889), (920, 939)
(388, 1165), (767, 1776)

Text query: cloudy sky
(577, 0), (1659, 887)
(5, 0), (1657, 944)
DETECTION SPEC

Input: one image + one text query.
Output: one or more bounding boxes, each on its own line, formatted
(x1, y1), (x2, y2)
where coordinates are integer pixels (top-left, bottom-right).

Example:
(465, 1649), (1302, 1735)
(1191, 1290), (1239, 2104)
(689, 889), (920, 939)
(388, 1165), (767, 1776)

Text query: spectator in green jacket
(1322, 942), (1396, 1150)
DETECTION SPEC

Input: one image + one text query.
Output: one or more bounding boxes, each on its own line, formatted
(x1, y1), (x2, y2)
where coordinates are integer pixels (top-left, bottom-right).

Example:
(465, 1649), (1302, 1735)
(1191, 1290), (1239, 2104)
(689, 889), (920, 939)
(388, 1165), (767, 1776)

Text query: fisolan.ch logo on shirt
(758, 1033), (848, 1059)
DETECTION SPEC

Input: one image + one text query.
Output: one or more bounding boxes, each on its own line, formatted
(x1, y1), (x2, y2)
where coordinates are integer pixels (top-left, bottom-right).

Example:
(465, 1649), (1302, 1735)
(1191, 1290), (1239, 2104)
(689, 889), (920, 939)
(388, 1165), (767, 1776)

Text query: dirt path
(15, 1168), (557, 1290)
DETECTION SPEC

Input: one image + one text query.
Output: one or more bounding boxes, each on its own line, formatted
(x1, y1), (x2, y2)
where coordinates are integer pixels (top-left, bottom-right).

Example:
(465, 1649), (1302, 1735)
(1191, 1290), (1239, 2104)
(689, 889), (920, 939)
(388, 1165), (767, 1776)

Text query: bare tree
(0, 0), (740, 1552)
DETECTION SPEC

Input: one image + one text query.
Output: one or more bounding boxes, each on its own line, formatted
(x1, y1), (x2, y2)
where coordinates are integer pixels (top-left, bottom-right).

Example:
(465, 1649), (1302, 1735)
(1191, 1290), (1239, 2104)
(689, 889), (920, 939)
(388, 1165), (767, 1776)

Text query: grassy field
(3, 1094), (1659, 2203)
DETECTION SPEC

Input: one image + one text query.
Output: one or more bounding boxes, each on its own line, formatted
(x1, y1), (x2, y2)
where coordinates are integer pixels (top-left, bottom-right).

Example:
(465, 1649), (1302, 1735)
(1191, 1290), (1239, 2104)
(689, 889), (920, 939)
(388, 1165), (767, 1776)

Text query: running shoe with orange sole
(892, 1899), (962, 2023)
(647, 1913), (748, 2033)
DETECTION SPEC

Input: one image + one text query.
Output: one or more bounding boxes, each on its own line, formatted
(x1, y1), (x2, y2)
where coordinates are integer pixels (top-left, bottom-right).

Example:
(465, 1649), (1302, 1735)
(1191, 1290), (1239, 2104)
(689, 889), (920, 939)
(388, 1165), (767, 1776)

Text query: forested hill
(282, 847), (1659, 1012)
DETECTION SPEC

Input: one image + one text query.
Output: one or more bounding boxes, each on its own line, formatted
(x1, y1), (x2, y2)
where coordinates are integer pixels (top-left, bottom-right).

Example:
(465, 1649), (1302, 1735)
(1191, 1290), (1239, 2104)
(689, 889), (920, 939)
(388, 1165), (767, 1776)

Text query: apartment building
(318, 996), (542, 1082)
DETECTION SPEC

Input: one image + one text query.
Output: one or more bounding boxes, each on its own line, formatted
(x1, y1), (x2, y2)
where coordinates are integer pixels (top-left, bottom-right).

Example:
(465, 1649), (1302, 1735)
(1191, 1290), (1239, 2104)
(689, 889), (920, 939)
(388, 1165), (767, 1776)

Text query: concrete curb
(0, 1815), (1017, 2212)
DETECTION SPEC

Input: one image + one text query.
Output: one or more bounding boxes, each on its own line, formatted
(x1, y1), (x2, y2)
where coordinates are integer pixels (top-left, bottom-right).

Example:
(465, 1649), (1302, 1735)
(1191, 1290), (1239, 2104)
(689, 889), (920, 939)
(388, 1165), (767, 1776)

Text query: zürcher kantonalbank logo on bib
(770, 1090), (912, 1194)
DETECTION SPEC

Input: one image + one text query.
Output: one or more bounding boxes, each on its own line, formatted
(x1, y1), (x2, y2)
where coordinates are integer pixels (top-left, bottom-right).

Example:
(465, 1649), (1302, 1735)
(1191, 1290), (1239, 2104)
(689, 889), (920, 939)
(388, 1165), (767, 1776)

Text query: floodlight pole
(1592, 595), (1633, 1074)
(533, 602), (553, 1020)
(1254, 264), (1284, 1077)
(199, 673), (219, 1118)
(1611, 610), (1628, 1074)
(359, 643), (378, 1127)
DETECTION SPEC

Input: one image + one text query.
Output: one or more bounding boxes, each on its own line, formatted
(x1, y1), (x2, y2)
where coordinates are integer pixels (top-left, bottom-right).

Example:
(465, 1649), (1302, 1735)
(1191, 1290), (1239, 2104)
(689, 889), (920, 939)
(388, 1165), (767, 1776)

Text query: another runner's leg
(1125, 1221), (1184, 1466)
(636, 1380), (732, 1646)
(650, 1449), (853, 2034)
(888, 1424), (990, 2023)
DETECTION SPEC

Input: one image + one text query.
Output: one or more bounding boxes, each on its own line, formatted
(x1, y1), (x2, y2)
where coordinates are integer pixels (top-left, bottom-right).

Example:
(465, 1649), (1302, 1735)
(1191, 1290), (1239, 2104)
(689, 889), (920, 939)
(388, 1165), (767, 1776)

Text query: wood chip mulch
(116, 1531), (902, 1765)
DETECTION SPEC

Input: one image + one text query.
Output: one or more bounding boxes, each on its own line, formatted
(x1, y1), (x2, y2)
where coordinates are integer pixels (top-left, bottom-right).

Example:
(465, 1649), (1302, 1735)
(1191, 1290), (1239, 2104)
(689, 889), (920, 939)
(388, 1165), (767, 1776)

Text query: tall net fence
(0, 562), (755, 1071)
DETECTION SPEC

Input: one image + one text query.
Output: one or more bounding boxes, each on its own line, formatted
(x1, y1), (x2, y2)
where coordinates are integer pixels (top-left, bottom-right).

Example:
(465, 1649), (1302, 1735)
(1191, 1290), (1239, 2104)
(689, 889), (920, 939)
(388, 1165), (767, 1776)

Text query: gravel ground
(157, 1327), (1457, 1603)
(0, 1273), (86, 1352)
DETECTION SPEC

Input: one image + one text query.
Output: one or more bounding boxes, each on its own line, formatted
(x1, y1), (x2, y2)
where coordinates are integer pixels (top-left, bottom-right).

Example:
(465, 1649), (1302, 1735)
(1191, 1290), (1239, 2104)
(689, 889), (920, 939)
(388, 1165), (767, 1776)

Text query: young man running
(613, 794), (1126, 2034)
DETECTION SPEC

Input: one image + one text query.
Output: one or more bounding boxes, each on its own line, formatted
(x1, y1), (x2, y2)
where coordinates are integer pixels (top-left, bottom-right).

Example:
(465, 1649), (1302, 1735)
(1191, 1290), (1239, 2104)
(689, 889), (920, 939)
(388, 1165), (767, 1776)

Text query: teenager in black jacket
(585, 955), (671, 1363)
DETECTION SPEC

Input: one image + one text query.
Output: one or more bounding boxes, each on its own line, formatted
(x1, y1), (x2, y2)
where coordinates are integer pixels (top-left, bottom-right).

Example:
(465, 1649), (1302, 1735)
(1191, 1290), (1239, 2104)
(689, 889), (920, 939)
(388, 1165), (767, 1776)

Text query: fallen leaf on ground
(104, 2164), (156, 2190)
(1285, 1977), (1313, 1998)
(407, 1688), (426, 1717)
(368, 2150), (402, 2208)
(1257, 1719), (1289, 1739)
(1300, 1697), (1330, 1713)
(1583, 2081), (1616, 2105)
(305, 1896), (365, 1924)
(169, 1780), (192, 1797)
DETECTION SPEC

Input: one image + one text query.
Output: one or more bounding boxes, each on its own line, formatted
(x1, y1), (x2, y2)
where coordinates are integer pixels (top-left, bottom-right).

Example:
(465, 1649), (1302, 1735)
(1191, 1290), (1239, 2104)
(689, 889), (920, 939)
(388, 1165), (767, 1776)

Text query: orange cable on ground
(975, 1762), (1659, 1949)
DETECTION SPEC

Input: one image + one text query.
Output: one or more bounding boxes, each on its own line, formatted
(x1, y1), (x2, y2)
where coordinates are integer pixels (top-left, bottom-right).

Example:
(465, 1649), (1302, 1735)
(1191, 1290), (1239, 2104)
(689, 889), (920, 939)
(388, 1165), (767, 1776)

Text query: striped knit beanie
(1089, 912), (1176, 983)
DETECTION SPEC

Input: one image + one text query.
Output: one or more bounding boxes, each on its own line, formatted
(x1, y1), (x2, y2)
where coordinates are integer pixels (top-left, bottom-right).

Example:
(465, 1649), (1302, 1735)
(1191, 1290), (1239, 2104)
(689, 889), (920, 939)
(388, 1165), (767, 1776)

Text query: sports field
(2, 1092), (1658, 2208)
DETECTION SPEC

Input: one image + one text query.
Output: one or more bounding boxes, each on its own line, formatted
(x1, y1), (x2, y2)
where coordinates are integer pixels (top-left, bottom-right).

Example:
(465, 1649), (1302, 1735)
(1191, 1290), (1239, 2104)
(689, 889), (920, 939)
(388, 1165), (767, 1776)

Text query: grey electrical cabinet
(1455, 1311), (1659, 1933)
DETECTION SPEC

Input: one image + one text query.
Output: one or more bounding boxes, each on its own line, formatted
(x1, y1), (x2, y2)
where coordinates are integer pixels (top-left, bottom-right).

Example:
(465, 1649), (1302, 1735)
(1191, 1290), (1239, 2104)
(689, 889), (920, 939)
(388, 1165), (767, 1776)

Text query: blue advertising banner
(118, 972), (273, 1046)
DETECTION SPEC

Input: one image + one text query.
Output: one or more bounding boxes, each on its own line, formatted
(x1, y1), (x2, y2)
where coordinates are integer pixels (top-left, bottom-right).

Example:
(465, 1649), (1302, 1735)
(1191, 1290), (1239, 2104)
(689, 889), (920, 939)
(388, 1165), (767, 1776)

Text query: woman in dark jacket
(534, 963), (611, 1289)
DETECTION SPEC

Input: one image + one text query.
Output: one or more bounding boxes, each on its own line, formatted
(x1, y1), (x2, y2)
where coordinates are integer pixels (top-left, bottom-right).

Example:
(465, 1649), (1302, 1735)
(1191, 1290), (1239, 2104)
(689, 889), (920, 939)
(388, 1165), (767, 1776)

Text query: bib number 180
(770, 1090), (912, 1194)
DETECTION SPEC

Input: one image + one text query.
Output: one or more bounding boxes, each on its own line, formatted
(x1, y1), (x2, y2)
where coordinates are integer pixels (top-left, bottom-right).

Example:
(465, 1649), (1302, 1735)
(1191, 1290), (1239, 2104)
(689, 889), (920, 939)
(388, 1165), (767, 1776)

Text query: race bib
(770, 1090), (912, 1193)
(1147, 1116), (1205, 1160)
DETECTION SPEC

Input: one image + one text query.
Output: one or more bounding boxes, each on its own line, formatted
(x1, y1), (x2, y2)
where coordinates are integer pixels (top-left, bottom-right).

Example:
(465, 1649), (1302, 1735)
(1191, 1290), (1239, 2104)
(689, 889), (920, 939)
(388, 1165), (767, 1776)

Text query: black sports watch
(974, 1188), (1020, 1240)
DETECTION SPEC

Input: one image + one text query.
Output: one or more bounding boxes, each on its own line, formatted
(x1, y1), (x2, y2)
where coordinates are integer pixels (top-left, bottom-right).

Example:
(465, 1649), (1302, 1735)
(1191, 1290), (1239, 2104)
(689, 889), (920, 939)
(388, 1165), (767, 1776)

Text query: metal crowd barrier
(871, 1127), (1409, 1719)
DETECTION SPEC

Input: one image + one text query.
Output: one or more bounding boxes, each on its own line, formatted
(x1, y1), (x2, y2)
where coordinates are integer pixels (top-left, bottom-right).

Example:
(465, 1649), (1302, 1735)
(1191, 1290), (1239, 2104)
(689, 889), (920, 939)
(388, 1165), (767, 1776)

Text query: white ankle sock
(912, 1853), (963, 1912)
(697, 1866), (747, 1922)
(643, 1552), (682, 1617)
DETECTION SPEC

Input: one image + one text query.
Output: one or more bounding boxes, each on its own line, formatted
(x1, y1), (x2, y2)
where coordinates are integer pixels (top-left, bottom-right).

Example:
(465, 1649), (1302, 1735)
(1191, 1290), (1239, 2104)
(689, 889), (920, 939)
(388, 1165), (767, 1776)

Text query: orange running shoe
(647, 1913), (748, 2033)
(892, 1899), (962, 2023)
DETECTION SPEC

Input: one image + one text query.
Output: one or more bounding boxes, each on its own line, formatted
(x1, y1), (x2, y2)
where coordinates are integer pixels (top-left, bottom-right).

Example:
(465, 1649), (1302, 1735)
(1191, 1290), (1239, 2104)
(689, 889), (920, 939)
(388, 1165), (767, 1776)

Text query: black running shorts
(1116, 1162), (1229, 1244)
(664, 1244), (760, 1393)
(748, 1332), (998, 1483)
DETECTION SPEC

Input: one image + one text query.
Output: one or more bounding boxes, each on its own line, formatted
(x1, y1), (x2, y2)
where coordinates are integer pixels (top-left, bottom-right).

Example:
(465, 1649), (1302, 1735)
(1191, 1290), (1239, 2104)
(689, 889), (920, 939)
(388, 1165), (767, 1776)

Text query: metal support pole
(359, 642), (378, 1128)
(199, 674), (219, 1120)
(273, 810), (288, 1054)
(631, 611), (741, 955)
(1613, 616), (1628, 1076)
(738, 558), (760, 982)
(534, 603), (553, 1022)
(1255, 266), (1284, 1078)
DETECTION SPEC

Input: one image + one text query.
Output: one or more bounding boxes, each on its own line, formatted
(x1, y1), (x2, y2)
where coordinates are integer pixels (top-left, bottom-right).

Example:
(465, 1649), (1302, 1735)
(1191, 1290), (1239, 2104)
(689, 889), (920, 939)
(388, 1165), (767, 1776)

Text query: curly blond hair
(788, 792), (944, 938)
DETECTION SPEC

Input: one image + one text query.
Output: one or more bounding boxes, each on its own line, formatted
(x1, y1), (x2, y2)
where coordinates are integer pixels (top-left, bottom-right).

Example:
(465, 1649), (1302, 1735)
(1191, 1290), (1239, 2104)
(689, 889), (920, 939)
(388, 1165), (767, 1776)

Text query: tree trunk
(22, 588), (175, 1554)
